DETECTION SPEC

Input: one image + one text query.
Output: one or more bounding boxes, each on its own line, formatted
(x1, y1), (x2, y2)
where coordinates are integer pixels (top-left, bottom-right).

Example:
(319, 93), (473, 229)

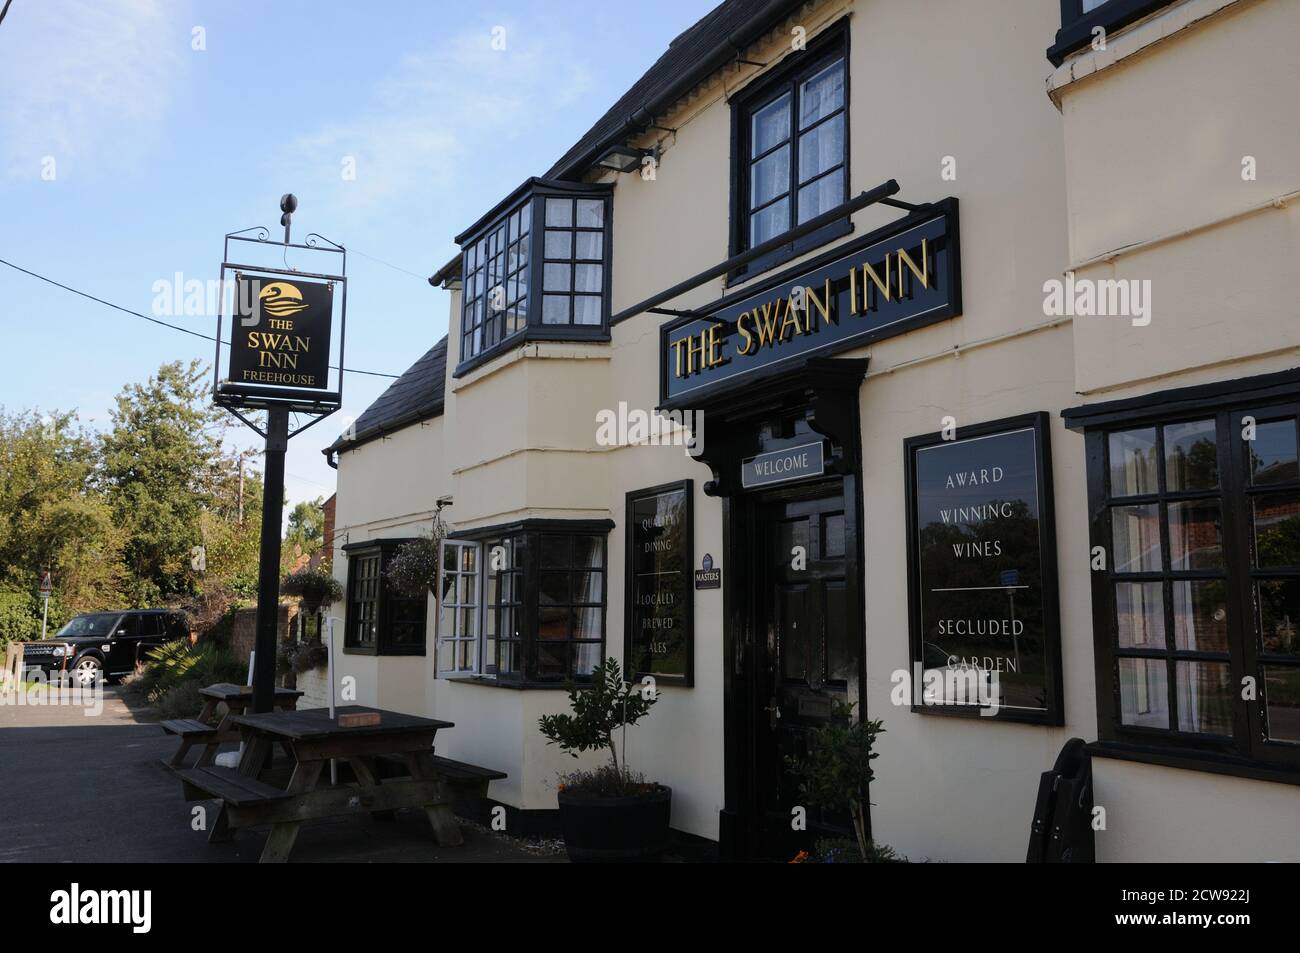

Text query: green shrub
(157, 680), (204, 719)
(138, 638), (245, 706)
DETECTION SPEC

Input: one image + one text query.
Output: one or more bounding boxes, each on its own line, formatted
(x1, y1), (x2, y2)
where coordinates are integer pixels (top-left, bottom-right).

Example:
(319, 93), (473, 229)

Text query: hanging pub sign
(228, 274), (334, 391)
(904, 413), (1063, 725)
(625, 480), (694, 686)
(660, 200), (959, 407)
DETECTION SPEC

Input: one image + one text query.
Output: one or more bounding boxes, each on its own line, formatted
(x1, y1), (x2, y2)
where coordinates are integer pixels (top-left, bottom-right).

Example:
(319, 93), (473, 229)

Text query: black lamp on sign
(595, 144), (652, 174)
(280, 192), (298, 243)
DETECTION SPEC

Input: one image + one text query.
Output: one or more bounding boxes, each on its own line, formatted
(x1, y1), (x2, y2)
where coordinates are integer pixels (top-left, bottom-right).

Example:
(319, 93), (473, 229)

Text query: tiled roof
(324, 336), (447, 456)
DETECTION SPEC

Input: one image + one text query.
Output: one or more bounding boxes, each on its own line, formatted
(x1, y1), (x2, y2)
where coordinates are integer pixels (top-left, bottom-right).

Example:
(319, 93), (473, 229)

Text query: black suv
(20, 610), (189, 686)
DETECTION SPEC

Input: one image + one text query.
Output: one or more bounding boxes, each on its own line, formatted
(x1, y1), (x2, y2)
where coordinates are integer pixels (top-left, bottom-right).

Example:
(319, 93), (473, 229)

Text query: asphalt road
(0, 684), (555, 863)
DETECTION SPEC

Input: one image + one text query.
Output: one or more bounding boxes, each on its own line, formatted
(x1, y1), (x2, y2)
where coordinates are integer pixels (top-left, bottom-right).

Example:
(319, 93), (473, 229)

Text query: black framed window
(343, 540), (427, 656)
(1048, 1), (1178, 66)
(1084, 399), (1300, 775)
(730, 24), (849, 282)
(455, 179), (613, 376)
(346, 552), (380, 650)
(435, 520), (611, 684)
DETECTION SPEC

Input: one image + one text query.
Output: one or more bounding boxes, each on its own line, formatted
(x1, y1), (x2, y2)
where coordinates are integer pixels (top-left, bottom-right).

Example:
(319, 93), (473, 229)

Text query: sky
(0, 0), (711, 516)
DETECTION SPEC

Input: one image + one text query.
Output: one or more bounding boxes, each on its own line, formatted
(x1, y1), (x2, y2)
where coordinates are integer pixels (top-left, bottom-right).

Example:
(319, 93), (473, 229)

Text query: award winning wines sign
(625, 481), (694, 686)
(229, 274), (334, 390)
(904, 413), (1062, 725)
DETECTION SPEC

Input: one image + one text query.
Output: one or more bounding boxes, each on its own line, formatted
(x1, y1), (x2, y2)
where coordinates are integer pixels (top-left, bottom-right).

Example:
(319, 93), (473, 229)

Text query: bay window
(454, 179), (613, 375)
(434, 521), (612, 684)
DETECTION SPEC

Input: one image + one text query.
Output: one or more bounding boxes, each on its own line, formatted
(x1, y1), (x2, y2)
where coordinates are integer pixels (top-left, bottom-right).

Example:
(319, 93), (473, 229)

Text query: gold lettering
(756, 301), (781, 347)
(736, 312), (757, 356)
(706, 324), (725, 368)
(806, 278), (833, 329)
(778, 297), (802, 341)
(896, 238), (929, 296)
(861, 255), (893, 311)
(685, 333), (707, 375)
(671, 338), (688, 378)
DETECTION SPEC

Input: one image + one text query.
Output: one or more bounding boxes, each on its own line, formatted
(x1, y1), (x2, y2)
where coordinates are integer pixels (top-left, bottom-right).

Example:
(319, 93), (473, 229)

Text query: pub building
(322, 0), (1300, 861)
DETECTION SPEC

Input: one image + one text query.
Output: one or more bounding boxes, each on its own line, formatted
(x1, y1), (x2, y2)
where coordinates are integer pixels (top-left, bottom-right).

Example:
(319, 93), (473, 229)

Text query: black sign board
(625, 481), (693, 686)
(904, 413), (1062, 725)
(660, 200), (960, 407)
(694, 553), (720, 590)
(742, 441), (826, 489)
(229, 274), (333, 391)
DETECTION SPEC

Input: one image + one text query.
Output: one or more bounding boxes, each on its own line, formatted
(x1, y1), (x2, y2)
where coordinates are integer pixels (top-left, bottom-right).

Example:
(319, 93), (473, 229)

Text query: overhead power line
(0, 256), (400, 379)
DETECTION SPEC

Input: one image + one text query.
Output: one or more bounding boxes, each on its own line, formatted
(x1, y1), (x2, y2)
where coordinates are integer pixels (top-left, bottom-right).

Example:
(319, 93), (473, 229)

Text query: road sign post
(38, 570), (51, 640)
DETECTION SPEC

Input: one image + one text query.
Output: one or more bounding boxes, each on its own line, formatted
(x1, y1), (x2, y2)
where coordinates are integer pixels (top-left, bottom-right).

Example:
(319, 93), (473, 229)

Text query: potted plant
(280, 567), (344, 616)
(538, 657), (669, 863)
(786, 699), (884, 863)
(385, 534), (442, 598)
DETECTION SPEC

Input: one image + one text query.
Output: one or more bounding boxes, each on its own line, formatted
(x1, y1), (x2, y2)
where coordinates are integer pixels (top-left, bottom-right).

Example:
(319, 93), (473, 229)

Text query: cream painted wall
(1052, 0), (1300, 861)
(1058, 0), (1300, 396)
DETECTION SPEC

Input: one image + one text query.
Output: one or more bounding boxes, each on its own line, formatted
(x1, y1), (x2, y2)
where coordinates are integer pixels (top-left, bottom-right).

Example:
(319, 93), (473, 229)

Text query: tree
(0, 409), (124, 630)
(284, 496), (325, 562)
(98, 361), (226, 604)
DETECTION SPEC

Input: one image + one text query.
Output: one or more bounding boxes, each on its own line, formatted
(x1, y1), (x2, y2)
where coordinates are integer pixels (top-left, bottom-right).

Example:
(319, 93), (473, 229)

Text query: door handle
(763, 697), (781, 728)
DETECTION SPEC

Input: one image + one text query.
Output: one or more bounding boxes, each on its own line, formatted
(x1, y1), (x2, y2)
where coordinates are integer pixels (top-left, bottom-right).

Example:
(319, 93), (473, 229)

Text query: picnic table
(170, 705), (505, 863)
(160, 682), (303, 768)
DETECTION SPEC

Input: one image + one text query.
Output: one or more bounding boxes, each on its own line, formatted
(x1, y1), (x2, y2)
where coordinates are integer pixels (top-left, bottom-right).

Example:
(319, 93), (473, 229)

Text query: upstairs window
(731, 23), (849, 281)
(455, 179), (613, 375)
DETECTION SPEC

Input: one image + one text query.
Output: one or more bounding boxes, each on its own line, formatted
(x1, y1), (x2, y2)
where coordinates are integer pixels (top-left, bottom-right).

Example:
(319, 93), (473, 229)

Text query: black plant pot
(557, 785), (672, 863)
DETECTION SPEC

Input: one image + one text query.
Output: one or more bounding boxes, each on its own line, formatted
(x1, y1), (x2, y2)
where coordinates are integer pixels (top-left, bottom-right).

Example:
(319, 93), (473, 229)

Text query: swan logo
(257, 281), (309, 318)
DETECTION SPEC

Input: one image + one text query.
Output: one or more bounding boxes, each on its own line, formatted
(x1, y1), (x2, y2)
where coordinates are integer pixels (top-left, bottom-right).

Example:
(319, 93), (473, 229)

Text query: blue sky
(0, 0), (710, 512)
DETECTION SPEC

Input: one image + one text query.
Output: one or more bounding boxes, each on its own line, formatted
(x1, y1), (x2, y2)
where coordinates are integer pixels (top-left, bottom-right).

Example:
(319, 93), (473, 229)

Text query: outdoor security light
(595, 144), (649, 174)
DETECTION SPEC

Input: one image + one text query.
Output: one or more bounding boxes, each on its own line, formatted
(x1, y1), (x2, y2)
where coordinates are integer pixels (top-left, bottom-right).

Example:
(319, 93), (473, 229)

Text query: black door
(752, 481), (861, 857)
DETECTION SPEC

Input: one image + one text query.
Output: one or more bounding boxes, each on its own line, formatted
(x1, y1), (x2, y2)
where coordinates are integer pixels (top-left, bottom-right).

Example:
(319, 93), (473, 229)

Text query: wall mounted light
(594, 144), (651, 174)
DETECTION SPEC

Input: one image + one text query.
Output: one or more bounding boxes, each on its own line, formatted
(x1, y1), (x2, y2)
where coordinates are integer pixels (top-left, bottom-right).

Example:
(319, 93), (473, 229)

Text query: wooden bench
(161, 684), (303, 769)
(174, 766), (293, 807)
(161, 719), (221, 767)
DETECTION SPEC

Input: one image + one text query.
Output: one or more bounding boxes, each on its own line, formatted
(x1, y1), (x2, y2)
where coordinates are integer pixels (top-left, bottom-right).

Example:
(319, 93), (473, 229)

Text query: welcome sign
(659, 201), (960, 406)
(229, 274), (333, 390)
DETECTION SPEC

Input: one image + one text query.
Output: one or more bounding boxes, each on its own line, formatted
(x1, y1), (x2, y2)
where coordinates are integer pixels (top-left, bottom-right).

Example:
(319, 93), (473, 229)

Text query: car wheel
(71, 655), (102, 687)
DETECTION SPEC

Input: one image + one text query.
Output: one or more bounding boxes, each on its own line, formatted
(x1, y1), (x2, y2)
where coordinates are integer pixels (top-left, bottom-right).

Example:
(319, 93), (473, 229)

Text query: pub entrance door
(749, 479), (863, 858)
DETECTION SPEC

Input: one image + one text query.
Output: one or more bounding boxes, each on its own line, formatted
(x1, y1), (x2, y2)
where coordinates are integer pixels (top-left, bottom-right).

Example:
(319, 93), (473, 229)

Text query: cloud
(272, 20), (594, 213)
(0, 0), (184, 181)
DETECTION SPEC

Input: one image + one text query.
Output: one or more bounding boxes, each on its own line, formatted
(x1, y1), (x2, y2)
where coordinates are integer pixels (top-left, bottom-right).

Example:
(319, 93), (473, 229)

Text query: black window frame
(1048, 0), (1178, 67)
(1075, 384), (1300, 782)
(342, 539), (427, 657)
(439, 519), (613, 686)
(728, 21), (851, 285)
(453, 178), (614, 378)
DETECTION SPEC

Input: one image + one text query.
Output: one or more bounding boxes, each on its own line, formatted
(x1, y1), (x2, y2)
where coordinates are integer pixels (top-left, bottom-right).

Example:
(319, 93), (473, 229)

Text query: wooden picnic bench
(171, 705), (506, 863)
(160, 682), (302, 767)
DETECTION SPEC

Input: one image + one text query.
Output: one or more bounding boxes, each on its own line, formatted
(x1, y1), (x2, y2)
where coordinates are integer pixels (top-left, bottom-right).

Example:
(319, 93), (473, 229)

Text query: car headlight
(52, 645), (68, 657)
